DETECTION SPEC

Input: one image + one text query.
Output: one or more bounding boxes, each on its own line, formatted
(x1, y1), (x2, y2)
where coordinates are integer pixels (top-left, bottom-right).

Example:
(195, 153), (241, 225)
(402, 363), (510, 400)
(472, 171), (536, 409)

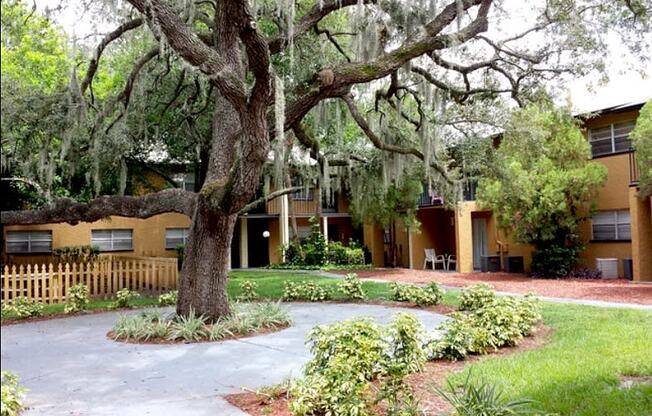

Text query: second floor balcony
(417, 179), (478, 208)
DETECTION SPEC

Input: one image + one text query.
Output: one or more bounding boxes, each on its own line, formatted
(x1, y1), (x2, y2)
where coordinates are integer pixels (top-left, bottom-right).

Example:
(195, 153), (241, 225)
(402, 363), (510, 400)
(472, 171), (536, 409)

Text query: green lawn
(3, 271), (650, 415)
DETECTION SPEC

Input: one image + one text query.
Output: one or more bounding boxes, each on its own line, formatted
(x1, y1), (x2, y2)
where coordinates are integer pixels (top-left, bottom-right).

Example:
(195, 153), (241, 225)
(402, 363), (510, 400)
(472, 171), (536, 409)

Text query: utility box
(504, 256), (524, 273)
(596, 258), (619, 279)
(481, 255), (501, 273)
(623, 258), (633, 280)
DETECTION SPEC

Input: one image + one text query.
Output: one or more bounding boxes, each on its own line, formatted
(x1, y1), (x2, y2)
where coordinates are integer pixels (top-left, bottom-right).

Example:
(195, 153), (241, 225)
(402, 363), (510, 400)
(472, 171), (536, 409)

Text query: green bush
(237, 280), (259, 302)
(459, 283), (496, 311)
(303, 217), (327, 266)
(64, 284), (89, 313)
(389, 282), (444, 307)
(291, 314), (429, 416)
(327, 241), (365, 265)
(158, 290), (178, 306)
(113, 288), (141, 308)
(531, 244), (580, 278)
(336, 273), (366, 300)
(433, 372), (541, 416)
(472, 299), (524, 348)
(283, 281), (332, 301)
(1, 371), (28, 416)
(3, 297), (44, 318)
(430, 313), (494, 360)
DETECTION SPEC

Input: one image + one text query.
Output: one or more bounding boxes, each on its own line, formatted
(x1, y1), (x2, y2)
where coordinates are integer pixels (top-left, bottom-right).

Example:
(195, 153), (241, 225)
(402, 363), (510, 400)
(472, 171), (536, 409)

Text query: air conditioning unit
(596, 258), (619, 279)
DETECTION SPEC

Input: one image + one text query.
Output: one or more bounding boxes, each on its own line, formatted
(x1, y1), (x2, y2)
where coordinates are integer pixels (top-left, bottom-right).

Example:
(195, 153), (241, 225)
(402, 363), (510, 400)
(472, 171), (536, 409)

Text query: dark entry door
(247, 218), (270, 267)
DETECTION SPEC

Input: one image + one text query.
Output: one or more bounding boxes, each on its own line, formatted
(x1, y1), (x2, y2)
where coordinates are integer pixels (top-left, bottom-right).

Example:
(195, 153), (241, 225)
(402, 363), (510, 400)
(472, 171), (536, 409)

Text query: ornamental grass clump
(111, 302), (291, 343)
(336, 273), (366, 300)
(64, 284), (89, 313)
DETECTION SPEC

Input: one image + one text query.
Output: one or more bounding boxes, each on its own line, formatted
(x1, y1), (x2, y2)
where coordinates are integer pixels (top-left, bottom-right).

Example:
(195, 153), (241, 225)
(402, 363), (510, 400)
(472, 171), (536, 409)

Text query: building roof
(574, 99), (649, 118)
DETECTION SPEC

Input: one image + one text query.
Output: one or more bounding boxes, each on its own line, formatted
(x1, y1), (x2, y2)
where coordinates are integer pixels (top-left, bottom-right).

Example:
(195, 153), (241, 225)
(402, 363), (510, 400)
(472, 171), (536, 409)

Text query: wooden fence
(1, 255), (179, 304)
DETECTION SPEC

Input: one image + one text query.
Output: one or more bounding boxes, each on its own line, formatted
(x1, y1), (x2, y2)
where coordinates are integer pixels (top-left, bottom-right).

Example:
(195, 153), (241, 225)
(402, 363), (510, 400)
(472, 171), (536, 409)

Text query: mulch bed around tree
(224, 324), (553, 416)
(107, 323), (290, 345)
(339, 268), (652, 305)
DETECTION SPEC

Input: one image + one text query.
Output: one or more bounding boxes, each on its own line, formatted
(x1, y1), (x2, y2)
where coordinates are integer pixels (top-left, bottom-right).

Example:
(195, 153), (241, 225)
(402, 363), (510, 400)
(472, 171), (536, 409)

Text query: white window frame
(591, 210), (631, 241)
(91, 229), (134, 252)
(6, 231), (53, 254)
(165, 228), (190, 249)
(588, 120), (635, 157)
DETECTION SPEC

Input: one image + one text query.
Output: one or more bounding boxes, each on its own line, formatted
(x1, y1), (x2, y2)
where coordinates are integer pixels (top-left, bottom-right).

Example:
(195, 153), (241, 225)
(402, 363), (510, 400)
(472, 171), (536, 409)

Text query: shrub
(1, 371), (28, 416)
(4, 297), (44, 318)
(167, 311), (209, 342)
(158, 290), (178, 306)
(237, 280), (259, 302)
(531, 244), (580, 278)
(112, 311), (169, 341)
(53, 245), (99, 264)
(291, 318), (385, 416)
(430, 313), (494, 360)
(113, 288), (141, 308)
(459, 283), (496, 311)
(472, 299), (524, 348)
(303, 217), (327, 266)
(327, 241), (365, 266)
(337, 273), (366, 300)
(385, 313), (427, 375)
(390, 282), (444, 307)
(433, 372), (540, 416)
(283, 281), (332, 301)
(64, 284), (89, 313)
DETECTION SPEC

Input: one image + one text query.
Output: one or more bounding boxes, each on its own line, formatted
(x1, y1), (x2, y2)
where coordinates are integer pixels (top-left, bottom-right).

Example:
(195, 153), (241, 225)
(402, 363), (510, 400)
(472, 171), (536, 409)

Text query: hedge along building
(362, 101), (652, 282)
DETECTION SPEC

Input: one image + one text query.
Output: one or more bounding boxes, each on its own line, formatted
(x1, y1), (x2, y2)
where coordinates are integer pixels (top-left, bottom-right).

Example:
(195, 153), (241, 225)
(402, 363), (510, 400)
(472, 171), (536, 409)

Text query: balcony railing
(417, 179), (478, 207)
(629, 149), (639, 186)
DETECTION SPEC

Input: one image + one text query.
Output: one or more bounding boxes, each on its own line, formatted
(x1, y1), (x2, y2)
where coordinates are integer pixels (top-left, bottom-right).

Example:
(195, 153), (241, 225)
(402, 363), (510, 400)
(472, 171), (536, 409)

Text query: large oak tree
(1, 0), (650, 320)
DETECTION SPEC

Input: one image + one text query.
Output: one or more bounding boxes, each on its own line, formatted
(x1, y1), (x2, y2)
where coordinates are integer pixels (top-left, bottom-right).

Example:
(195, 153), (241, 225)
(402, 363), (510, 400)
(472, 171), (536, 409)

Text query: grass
(449, 303), (652, 416)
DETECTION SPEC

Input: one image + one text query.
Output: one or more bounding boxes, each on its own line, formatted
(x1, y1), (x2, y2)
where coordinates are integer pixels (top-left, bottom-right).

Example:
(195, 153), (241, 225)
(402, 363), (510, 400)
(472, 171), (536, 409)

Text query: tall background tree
(477, 103), (608, 277)
(631, 99), (652, 198)
(1, 0), (650, 320)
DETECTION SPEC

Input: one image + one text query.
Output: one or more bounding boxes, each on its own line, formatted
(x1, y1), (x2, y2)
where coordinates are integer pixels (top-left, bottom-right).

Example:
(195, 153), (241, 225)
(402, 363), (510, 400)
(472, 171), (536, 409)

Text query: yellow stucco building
(2, 102), (651, 281)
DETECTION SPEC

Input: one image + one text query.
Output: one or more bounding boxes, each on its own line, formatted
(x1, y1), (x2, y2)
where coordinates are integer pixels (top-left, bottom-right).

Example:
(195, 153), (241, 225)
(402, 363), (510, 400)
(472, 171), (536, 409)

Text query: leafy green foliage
(237, 280), (259, 302)
(1, 371), (28, 416)
(327, 240), (365, 265)
(477, 103), (608, 276)
(389, 282), (444, 306)
(291, 314), (429, 416)
(158, 290), (178, 306)
(112, 288), (141, 308)
(283, 281), (333, 301)
(167, 311), (209, 342)
(531, 245), (581, 278)
(2, 297), (44, 318)
(631, 99), (652, 197)
(336, 273), (366, 300)
(431, 286), (541, 360)
(64, 284), (89, 313)
(459, 284), (497, 311)
(433, 373), (541, 416)
(112, 311), (170, 341)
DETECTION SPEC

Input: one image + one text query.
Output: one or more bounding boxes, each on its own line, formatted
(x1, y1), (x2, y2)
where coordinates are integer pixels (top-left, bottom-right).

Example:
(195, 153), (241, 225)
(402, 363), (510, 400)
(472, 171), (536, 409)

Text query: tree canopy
(631, 99), (652, 198)
(1, 0), (650, 319)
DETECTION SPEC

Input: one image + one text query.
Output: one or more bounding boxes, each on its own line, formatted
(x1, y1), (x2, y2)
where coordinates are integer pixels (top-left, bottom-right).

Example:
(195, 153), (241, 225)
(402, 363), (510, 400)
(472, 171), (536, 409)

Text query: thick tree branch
(238, 186), (303, 214)
(1, 177), (50, 203)
(1, 189), (197, 226)
(80, 18), (145, 96)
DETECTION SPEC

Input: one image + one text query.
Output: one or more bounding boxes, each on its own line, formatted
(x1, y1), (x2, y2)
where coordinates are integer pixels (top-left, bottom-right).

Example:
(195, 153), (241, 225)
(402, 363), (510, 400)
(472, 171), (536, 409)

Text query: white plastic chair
(447, 255), (457, 272)
(423, 248), (446, 270)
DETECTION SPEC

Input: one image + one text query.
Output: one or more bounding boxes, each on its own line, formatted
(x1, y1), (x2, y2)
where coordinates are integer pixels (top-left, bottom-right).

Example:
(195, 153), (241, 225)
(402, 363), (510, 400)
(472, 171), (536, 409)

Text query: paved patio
(0, 303), (448, 416)
(341, 268), (652, 306)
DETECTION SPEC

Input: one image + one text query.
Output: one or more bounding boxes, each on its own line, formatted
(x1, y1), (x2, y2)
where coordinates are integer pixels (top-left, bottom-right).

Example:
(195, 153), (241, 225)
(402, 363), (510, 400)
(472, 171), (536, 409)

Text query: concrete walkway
(1, 303), (448, 416)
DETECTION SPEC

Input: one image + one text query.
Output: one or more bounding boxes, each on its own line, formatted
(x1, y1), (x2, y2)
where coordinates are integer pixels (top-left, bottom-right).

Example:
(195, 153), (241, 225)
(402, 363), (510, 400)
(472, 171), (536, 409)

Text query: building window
(174, 173), (195, 191)
(591, 210), (631, 241)
(6, 231), (52, 254)
(166, 228), (190, 249)
(588, 120), (635, 157)
(91, 229), (133, 251)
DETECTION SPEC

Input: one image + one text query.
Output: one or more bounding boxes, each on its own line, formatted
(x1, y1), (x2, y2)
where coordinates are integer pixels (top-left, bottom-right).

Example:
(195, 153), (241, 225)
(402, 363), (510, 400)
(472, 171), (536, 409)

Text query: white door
(472, 218), (488, 271)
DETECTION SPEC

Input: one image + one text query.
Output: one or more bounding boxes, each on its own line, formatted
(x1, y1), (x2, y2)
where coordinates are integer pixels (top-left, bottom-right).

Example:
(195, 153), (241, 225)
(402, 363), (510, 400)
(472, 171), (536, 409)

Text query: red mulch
(338, 268), (652, 305)
(225, 325), (553, 416)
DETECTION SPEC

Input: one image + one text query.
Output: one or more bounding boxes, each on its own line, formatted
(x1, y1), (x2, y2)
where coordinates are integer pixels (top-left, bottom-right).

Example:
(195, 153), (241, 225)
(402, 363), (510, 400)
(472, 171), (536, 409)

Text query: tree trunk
(176, 199), (236, 321)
